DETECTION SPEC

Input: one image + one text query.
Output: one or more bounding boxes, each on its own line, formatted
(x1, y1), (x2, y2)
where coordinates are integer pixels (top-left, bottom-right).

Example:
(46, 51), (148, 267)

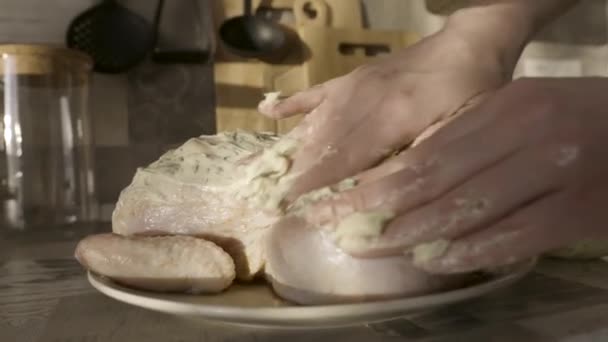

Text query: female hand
(257, 6), (527, 202)
(301, 78), (608, 274)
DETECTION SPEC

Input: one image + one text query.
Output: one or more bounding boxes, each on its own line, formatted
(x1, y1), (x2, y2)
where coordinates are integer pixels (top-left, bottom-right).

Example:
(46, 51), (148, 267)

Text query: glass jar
(0, 44), (98, 230)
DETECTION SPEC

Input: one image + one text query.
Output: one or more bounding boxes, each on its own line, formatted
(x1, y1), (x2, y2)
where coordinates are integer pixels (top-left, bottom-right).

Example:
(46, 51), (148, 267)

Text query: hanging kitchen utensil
(219, 0), (294, 63)
(152, 0), (212, 64)
(66, 0), (160, 73)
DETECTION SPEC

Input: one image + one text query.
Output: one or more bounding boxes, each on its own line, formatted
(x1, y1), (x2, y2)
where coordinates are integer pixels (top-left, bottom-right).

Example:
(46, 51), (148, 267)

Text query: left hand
(300, 78), (608, 274)
(257, 22), (512, 203)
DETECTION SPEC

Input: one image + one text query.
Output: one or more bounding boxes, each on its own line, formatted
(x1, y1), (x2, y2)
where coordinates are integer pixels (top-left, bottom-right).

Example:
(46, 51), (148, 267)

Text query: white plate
(88, 259), (535, 329)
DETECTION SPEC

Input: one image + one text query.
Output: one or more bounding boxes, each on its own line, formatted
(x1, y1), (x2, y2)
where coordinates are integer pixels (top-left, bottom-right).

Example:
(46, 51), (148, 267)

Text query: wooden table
(4, 223), (608, 341)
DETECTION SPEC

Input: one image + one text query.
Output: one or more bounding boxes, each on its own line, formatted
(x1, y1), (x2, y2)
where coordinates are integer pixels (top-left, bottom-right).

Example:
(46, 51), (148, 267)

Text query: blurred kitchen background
(0, 0), (606, 223)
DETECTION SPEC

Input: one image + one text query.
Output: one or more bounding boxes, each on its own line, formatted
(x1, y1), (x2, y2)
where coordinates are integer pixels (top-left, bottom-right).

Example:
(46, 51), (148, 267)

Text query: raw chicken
(77, 130), (467, 304)
(111, 131), (280, 280)
(265, 216), (466, 304)
(75, 234), (235, 293)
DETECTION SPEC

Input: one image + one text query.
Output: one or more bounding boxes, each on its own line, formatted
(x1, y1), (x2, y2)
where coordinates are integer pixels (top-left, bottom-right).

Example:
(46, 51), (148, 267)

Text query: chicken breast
(75, 234), (235, 293)
(265, 216), (466, 305)
(111, 131), (280, 280)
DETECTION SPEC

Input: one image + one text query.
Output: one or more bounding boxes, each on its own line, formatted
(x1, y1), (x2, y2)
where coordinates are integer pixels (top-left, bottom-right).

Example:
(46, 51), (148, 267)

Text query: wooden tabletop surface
(3, 223), (608, 342)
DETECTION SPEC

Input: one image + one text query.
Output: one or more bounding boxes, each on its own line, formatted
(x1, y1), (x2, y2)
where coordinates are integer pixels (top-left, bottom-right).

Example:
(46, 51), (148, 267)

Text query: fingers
(362, 144), (565, 257)
(283, 77), (405, 198)
(300, 106), (520, 227)
(258, 85), (326, 119)
(353, 94), (495, 186)
(414, 192), (572, 274)
(279, 72), (496, 201)
(410, 89), (492, 147)
(286, 102), (411, 201)
(290, 87), (498, 202)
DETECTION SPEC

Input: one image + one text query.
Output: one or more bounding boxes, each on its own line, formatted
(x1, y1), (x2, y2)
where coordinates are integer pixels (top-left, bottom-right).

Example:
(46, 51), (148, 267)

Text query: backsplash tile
(126, 61), (215, 145)
(90, 74), (129, 147)
(95, 144), (167, 203)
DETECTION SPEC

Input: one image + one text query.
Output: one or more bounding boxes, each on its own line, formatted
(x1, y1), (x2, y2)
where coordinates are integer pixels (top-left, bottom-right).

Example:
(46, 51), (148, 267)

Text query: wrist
(444, 3), (536, 74)
(443, 1), (579, 74)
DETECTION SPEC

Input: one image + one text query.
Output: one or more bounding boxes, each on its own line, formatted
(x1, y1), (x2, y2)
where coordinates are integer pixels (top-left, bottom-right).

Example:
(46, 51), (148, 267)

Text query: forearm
(429, 0), (577, 26)
(443, 0), (580, 71)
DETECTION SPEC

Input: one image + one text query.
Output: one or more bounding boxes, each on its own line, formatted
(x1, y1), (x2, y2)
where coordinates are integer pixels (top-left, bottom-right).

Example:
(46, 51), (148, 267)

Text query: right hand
(298, 78), (608, 274)
(258, 16), (519, 205)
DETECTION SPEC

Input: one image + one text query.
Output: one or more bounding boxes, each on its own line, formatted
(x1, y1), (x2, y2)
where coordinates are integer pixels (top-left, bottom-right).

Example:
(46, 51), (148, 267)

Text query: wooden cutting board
(292, 0), (363, 28)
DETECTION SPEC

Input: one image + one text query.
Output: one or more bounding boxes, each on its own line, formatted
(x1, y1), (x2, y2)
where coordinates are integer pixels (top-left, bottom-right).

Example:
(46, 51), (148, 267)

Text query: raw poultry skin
(75, 234), (235, 293)
(76, 131), (465, 303)
(265, 216), (466, 304)
(111, 131), (279, 280)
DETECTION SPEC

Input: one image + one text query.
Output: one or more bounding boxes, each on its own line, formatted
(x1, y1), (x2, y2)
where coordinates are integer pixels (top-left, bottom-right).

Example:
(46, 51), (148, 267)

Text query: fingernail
(412, 242), (476, 274)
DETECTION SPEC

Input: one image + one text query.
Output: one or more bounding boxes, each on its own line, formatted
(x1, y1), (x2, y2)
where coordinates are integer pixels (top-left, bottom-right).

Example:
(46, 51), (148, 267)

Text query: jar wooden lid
(0, 44), (93, 75)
